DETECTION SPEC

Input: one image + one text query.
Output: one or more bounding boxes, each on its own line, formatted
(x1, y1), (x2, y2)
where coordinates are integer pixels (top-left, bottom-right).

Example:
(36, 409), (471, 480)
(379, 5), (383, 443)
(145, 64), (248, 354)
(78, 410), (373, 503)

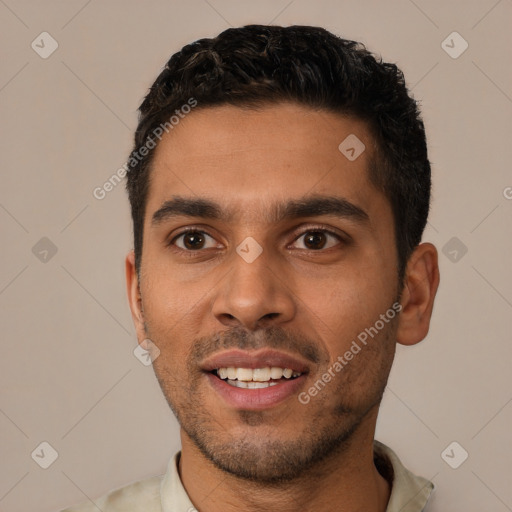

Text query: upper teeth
(217, 367), (301, 381)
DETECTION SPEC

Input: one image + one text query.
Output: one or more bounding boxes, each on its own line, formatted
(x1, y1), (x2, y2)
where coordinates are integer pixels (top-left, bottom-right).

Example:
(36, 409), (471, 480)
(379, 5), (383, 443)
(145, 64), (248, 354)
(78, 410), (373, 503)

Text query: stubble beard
(178, 394), (384, 484)
(150, 320), (396, 484)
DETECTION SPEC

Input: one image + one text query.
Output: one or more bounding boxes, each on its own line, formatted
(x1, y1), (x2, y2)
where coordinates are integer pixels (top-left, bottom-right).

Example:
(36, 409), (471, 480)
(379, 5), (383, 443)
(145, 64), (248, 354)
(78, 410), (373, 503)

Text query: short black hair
(126, 24), (431, 282)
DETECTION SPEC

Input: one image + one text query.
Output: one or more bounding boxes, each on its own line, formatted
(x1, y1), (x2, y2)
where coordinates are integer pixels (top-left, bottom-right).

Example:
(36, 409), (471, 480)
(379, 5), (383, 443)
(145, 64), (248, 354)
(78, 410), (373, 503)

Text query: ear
(396, 242), (440, 346)
(125, 250), (146, 343)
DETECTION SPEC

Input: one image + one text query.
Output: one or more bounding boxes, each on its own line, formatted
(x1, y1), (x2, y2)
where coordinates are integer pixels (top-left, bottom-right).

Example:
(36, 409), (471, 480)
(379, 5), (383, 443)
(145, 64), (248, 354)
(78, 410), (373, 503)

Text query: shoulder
(60, 474), (163, 512)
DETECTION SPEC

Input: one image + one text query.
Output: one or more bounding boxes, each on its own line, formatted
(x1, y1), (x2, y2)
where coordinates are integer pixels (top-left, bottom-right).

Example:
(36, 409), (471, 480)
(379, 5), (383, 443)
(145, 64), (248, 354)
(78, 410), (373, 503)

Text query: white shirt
(61, 440), (436, 512)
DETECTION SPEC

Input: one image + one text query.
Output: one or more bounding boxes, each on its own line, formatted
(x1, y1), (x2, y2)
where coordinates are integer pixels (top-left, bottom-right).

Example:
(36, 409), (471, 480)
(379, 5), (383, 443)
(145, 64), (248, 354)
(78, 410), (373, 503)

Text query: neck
(178, 410), (391, 512)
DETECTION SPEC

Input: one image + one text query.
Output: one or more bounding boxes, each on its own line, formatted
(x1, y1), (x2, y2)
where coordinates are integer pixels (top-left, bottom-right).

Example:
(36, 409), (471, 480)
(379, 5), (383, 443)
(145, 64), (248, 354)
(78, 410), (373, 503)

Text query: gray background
(0, 0), (511, 511)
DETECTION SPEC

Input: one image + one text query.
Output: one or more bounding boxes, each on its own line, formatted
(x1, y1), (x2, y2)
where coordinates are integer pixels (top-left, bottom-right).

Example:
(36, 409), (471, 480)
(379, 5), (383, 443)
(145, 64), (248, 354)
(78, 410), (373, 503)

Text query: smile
(214, 367), (302, 388)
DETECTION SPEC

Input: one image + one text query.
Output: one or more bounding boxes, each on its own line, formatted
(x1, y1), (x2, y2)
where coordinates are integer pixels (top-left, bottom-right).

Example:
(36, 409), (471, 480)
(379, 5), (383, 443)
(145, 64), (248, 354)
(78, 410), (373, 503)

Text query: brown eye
(303, 232), (327, 249)
(292, 229), (342, 251)
(172, 230), (217, 251)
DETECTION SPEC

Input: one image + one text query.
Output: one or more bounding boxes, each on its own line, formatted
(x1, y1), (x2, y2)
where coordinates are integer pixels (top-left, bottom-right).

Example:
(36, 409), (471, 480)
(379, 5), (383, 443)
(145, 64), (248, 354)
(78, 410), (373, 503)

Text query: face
(129, 103), (404, 482)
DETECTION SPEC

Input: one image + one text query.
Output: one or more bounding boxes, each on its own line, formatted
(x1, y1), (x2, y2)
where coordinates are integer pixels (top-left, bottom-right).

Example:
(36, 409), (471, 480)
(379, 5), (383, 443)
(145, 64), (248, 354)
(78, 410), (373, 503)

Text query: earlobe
(125, 251), (146, 339)
(396, 243), (440, 346)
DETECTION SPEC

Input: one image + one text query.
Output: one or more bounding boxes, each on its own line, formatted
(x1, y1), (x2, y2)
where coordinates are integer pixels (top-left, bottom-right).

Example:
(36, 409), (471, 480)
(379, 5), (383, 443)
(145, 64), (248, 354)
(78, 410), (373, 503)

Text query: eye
(291, 228), (343, 251)
(168, 226), (346, 254)
(171, 229), (219, 251)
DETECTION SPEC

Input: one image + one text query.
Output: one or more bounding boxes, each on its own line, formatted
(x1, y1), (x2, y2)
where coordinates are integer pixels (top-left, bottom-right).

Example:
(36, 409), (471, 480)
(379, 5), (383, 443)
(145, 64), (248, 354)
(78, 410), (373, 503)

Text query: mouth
(212, 366), (302, 389)
(202, 349), (310, 409)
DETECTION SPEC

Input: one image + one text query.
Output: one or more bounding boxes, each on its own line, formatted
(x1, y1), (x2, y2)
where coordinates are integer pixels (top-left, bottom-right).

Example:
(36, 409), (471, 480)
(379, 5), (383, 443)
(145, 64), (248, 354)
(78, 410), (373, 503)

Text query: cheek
(306, 266), (395, 347)
(141, 263), (204, 323)
(139, 278), (190, 356)
(324, 321), (397, 407)
(139, 266), (220, 368)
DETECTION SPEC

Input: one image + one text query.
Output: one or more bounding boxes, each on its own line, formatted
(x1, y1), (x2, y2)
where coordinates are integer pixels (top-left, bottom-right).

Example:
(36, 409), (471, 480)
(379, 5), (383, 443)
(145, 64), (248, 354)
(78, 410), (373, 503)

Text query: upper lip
(201, 349), (311, 374)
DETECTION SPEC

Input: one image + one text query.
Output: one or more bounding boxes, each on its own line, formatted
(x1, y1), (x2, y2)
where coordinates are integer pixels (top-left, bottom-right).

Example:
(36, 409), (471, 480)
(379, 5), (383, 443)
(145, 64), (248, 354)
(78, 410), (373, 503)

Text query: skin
(126, 102), (440, 512)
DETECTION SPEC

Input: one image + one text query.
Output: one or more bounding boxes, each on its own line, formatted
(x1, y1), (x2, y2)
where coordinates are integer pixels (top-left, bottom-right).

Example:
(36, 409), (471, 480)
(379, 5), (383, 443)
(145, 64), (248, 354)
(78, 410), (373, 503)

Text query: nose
(211, 246), (296, 331)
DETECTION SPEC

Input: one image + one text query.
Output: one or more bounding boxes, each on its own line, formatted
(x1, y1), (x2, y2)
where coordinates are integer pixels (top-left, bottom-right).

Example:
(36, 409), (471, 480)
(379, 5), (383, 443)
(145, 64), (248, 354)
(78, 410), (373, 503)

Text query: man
(64, 24), (440, 512)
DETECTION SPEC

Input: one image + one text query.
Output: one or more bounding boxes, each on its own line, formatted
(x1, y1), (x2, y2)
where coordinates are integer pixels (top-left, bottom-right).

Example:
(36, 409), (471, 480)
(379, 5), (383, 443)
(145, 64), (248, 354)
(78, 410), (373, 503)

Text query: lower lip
(206, 373), (306, 410)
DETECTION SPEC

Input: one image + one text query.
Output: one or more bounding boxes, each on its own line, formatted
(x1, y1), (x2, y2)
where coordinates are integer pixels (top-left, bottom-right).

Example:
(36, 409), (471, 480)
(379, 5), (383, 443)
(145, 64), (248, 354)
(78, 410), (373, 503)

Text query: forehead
(145, 103), (388, 225)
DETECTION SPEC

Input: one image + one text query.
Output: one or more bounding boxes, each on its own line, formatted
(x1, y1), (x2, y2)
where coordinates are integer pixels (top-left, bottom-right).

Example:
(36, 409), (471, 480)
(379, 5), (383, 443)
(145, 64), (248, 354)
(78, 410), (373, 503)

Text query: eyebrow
(151, 195), (369, 226)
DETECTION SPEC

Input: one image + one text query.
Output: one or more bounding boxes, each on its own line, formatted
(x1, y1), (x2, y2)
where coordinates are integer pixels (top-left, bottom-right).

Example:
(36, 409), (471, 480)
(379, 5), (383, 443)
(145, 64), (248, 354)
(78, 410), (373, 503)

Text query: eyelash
(168, 225), (348, 256)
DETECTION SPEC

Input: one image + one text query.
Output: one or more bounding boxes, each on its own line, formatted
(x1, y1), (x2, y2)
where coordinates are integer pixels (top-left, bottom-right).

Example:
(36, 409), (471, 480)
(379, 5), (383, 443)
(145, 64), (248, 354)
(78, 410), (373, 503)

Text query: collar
(160, 441), (435, 512)
(373, 440), (435, 511)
